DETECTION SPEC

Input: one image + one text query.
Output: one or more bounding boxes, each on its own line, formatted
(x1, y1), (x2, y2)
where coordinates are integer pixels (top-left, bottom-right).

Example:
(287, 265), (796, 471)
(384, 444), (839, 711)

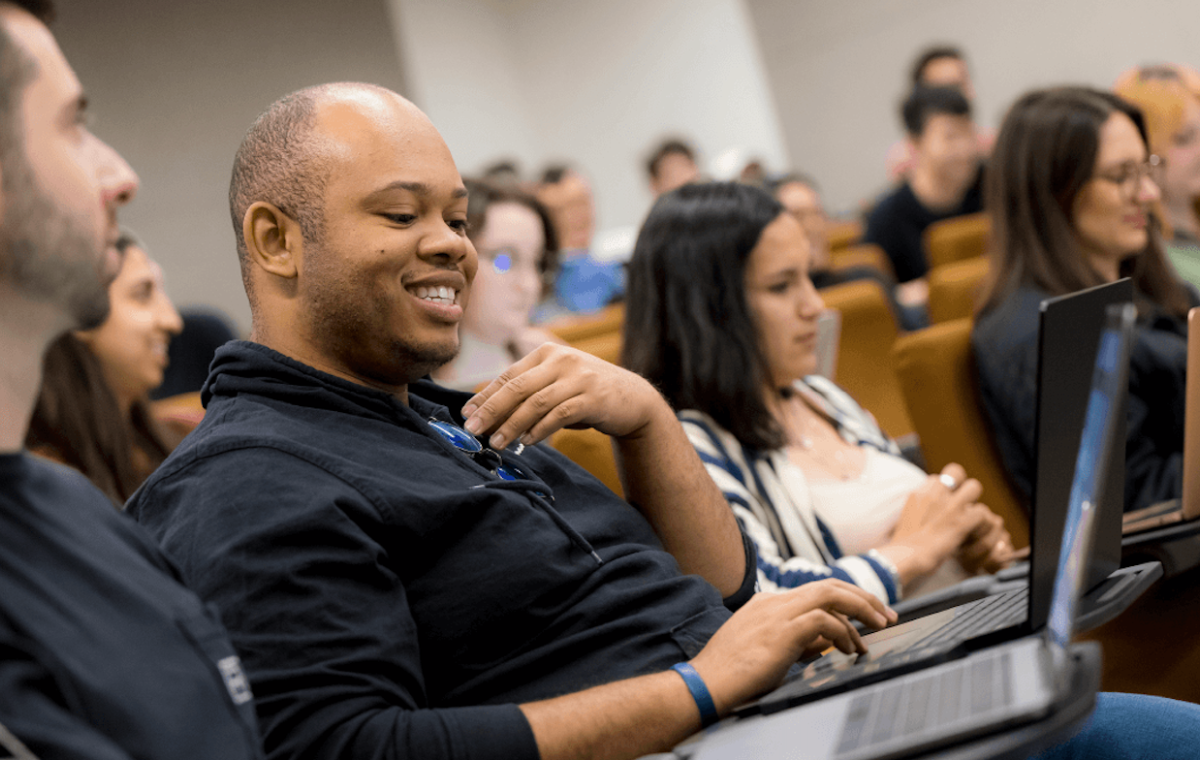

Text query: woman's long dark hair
(977, 86), (1192, 318)
(26, 334), (172, 506)
(623, 182), (787, 451)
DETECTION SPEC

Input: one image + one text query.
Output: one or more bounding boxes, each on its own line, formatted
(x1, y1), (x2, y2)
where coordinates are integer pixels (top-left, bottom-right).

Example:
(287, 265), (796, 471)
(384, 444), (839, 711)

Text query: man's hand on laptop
(461, 343), (670, 449)
(689, 580), (897, 713)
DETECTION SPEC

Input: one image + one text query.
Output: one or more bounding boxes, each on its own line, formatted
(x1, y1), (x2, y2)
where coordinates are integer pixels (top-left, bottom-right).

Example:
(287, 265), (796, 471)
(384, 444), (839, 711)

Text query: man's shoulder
(128, 392), (385, 533)
(3, 455), (144, 542)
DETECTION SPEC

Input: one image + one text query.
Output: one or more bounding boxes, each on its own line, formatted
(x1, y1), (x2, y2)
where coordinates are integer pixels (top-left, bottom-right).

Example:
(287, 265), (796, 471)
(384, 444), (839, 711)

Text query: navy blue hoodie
(129, 342), (755, 760)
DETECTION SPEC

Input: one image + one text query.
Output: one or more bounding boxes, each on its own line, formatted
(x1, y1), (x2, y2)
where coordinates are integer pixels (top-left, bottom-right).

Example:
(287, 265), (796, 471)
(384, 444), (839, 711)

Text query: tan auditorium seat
(891, 318), (1028, 548)
(818, 280), (914, 440)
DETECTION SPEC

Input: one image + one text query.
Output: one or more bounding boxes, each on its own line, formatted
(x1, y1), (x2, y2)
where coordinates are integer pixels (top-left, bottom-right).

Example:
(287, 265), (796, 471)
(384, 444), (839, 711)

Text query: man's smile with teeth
(411, 285), (459, 305)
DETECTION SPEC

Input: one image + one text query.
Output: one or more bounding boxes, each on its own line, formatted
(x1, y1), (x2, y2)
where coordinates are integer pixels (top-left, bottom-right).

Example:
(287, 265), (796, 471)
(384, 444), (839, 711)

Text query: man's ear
(243, 202), (302, 280)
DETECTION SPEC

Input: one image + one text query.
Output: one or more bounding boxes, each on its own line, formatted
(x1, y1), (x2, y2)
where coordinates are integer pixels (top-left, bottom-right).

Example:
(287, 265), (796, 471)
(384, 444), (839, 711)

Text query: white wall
(54, 0), (408, 333)
(49, 0), (1200, 328)
(391, 0), (791, 234)
(746, 0), (1200, 217)
(387, 0), (542, 177)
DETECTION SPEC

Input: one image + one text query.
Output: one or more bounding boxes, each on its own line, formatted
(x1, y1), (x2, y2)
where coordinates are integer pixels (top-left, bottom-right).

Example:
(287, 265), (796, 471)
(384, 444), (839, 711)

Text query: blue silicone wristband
(671, 662), (719, 728)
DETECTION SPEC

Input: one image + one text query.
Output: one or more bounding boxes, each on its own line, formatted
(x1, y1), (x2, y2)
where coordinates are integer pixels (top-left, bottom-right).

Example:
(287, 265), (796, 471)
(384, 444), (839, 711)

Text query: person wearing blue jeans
(1037, 692), (1200, 759)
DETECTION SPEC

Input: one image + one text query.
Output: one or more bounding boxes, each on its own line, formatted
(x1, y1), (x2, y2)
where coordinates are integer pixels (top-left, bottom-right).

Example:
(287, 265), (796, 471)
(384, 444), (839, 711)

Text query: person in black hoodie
(128, 81), (896, 760)
(129, 81), (1200, 760)
(0, 2), (263, 758)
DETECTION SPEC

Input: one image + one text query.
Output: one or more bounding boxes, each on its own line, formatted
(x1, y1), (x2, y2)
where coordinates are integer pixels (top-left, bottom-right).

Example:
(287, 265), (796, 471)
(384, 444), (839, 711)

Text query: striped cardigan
(679, 376), (904, 604)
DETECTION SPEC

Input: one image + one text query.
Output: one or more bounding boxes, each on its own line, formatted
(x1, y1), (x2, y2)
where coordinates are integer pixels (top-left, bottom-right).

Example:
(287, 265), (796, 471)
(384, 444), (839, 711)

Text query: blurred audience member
(866, 85), (984, 326)
(739, 158), (768, 187)
(912, 45), (976, 101)
(435, 180), (563, 390)
(772, 173), (894, 289)
(1114, 65), (1200, 287)
(887, 45), (995, 180)
(481, 158), (523, 188)
(646, 137), (700, 197)
(27, 232), (185, 505)
(152, 309), (238, 399)
(536, 164), (624, 316)
(973, 86), (1195, 513)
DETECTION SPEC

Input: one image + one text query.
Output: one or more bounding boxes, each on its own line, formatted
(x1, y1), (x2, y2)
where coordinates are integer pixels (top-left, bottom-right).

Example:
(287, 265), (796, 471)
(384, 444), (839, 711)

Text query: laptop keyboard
(918, 586), (1028, 648)
(751, 586), (1028, 715)
(833, 650), (1014, 759)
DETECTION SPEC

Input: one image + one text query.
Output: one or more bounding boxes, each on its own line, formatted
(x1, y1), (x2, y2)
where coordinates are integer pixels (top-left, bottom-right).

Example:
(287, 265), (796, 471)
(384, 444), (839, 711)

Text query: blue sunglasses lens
(429, 419), (483, 452)
(429, 419), (520, 481)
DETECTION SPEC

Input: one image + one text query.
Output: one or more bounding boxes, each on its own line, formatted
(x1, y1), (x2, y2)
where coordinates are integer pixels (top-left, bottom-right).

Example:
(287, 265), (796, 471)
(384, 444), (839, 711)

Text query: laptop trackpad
(819, 608), (958, 671)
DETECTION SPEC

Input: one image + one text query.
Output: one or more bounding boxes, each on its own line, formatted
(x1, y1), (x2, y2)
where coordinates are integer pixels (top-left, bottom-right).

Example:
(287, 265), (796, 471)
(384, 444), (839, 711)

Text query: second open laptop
(681, 304), (1133, 760)
(1121, 305), (1200, 534)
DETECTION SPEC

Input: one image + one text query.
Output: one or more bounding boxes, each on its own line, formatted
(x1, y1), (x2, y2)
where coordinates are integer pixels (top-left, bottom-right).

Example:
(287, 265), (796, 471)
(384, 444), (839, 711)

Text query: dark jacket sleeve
(0, 635), (135, 760)
(1123, 320), (1187, 511)
(134, 448), (538, 760)
(971, 312), (1039, 507)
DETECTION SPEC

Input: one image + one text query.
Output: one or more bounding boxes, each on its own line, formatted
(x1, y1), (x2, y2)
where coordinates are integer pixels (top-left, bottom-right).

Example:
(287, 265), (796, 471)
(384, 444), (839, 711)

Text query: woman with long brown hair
(26, 231), (184, 505)
(973, 86), (1196, 513)
(624, 182), (1012, 604)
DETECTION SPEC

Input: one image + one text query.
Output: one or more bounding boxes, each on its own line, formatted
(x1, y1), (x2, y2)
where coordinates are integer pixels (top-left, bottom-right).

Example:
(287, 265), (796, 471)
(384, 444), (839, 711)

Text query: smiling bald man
(126, 82), (901, 760)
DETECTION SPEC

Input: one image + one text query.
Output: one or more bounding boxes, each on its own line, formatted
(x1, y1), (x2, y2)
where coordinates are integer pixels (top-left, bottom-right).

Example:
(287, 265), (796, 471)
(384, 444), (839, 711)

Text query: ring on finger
(938, 473), (959, 491)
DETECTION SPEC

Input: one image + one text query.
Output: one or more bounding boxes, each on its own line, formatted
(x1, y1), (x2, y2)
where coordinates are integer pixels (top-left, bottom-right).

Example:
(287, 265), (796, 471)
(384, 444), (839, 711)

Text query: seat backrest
(892, 318), (1029, 548)
(818, 280), (914, 439)
(923, 211), (990, 270)
(827, 243), (895, 280)
(826, 218), (863, 252)
(549, 428), (624, 497)
(548, 303), (625, 344)
(570, 331), (622, 365)
(927, 256), (989, 324)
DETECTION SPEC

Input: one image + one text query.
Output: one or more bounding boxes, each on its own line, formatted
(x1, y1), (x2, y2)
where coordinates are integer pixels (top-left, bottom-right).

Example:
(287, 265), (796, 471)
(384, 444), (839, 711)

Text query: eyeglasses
(1093, 155), (1162, 198)
(428, 418), (521, 481)
(480, 247), (556, 289)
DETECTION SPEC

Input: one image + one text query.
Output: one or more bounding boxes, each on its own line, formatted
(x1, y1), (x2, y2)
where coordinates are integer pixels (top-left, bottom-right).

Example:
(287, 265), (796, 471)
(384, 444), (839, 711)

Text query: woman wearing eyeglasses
(623, 181), (1013, 604)
(973, 86), (1197, 514)
(1114, 65), (1200, 288)
(434, 179), (564, 390)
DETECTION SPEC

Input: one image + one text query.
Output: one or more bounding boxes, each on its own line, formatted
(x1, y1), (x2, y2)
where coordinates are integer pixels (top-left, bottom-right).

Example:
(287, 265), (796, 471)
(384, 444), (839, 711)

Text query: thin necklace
(779, 389), (861, 481)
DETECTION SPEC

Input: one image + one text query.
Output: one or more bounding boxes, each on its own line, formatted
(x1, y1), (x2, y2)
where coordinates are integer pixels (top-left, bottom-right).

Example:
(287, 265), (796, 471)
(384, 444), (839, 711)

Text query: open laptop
(883, 280), (1138, 628)
(1028, 279), (1133, 627)
(734, 290), (1158, 714)
(1121, 306), (1199, 534)
(683, 304), (1131, 760)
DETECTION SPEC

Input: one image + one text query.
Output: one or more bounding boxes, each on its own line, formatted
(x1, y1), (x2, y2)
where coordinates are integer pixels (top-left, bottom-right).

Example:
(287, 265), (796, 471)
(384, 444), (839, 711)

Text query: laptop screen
(1033, 278), (1132, 631)
(1046, 310), (1132, 649)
